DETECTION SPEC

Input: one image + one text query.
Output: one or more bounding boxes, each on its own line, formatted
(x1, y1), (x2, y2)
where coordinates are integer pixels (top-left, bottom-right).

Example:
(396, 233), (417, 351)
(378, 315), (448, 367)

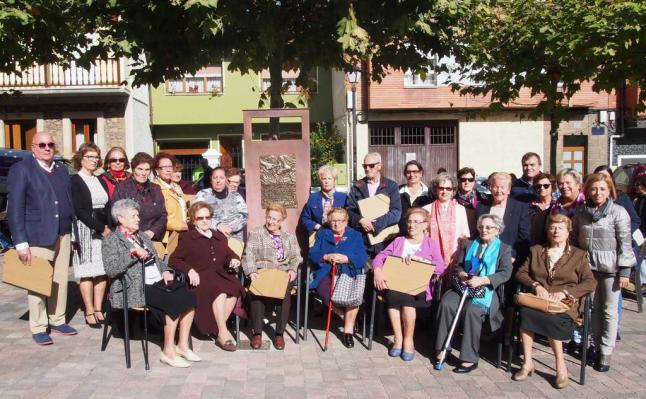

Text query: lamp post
(347, 67), (360, 183)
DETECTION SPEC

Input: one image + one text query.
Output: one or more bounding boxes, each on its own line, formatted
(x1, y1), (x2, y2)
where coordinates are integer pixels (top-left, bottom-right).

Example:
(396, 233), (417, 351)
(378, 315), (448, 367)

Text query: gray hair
(556, 168), (583, 185)
(111, 199), (140, 223)
(318, 164), (338, 180)
(431, 172), (457, 191)
(364, 152), (382, 163)
(477, 214), (505, 234)
(488, 172), (512, 189)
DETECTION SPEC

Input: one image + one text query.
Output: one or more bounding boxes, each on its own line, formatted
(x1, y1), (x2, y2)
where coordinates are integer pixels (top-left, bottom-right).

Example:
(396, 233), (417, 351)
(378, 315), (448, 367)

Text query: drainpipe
(610, 82), (626, 166)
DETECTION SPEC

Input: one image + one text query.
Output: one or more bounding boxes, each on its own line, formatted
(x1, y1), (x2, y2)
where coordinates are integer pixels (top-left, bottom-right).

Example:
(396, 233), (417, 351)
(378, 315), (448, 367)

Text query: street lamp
(347, 67), (360, 183)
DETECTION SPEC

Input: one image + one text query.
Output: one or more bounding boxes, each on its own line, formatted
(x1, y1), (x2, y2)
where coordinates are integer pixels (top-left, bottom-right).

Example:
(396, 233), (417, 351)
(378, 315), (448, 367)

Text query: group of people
(6, 133), (638, 386)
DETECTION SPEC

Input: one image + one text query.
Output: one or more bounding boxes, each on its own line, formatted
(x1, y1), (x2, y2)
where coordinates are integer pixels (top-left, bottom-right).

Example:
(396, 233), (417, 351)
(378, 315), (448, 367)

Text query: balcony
(0, 59), (123, 90)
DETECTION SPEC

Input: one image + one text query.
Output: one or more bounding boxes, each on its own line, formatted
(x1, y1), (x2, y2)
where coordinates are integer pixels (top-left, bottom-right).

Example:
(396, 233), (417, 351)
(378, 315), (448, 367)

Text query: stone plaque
(260, 154), (298, 208)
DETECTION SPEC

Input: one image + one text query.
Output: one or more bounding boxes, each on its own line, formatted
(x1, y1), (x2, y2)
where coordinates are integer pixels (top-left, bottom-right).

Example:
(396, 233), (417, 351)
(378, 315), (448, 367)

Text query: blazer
(113, 178), (167, 241)
(71, 174), (111, 234)
(455, 240), (513, 332)
(7, 156), (73, 247)
(308, 227), (369, 289)
(154, 177), (189, 237)
(372, 235), (446, 301)
(299, 191), (347, 234)
(242, 226), (302, 275)
(516, 244), (596, 320)
(476, 198), (530, 264)
(102, 229), (170, 309)
(398, 183), (433, 233)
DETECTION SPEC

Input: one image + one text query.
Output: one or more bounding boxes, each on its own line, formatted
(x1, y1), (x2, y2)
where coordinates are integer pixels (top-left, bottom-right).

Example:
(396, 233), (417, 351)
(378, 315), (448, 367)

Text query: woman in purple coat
(373, 207), (445, 361)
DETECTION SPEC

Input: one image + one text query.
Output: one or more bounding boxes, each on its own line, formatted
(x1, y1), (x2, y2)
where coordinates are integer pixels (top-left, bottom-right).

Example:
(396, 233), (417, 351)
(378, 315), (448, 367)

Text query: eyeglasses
(405, 169), (421, 175)
(158, 165), (174, 170)
(109, 158), (126, 163)
(83, 155), (100, 160)
(533, 183), (551, 190)
(362, 162), (380, 169)
(437, 186), (454, 191)
(34, 142), (55, 149)
(194, 216), (211, 221)
(266, 216), (282, 223)
(459, 177), (475, 183)
(479, 225), (498, 231)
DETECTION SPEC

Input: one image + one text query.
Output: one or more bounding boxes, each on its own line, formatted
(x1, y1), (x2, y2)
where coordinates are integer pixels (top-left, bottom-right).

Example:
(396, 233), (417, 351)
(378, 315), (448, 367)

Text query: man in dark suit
(346, 152), (402, 257)
(8, 131), (77, 345)
(511, 152), (542, 203)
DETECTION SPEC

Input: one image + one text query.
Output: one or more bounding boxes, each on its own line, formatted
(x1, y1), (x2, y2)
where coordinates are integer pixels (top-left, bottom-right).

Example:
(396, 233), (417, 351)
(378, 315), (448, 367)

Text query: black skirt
(519, 307), (575, 341)
(145, 282), (197, 321)
(385, 290), (431, 309)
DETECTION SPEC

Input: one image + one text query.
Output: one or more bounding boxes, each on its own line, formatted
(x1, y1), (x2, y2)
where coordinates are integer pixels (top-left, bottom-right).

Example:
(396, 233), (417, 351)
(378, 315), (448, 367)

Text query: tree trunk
(268, 58), (284, 139)
(549, 114), (558, 174)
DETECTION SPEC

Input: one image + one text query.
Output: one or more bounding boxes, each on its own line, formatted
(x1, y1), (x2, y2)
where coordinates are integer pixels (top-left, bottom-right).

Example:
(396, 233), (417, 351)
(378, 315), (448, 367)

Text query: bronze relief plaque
(260, 154), (298, 208)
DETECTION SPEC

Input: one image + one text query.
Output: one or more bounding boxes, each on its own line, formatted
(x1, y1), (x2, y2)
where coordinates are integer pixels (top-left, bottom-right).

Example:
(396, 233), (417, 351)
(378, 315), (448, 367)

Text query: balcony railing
(0, 59), (122, 88)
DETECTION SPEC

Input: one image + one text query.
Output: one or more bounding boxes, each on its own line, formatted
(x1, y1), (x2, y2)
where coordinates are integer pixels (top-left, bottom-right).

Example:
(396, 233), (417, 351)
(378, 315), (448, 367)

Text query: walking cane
(323, 261), (337, 352)
(434, 286), (470, 370)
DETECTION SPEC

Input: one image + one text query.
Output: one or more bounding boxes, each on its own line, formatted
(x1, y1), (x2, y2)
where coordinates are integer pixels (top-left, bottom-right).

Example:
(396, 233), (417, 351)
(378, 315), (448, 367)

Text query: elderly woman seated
(242, 203), (302, 350)
(169, 202), (245, 352)
(514, 213), (596, 388)
(434, 214), (513, 373)
(308, 208), (368, 348)
(102, 199), (198, 368)
(372, 208), (445, 361)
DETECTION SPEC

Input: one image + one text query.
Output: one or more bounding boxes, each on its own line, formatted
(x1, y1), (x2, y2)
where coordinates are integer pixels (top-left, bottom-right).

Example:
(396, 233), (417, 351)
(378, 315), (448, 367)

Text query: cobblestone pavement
(1, 261), (645, 399)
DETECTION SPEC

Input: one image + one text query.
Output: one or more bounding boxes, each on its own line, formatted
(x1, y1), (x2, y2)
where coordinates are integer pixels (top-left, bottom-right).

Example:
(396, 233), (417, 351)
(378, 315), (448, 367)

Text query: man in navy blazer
(8, 131), (77, 345)
(346, 152), (402, 257)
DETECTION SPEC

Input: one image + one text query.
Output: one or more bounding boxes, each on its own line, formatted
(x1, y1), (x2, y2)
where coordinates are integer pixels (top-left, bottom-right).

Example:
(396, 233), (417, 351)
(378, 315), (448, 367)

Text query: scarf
(456, 190), (478, 209)
(429, 200), (458, 267)
(109, 169), (129, 182)
(464, 238), (500, 310)
(552, 191), (585, 218)
(584, 198), (614, 222)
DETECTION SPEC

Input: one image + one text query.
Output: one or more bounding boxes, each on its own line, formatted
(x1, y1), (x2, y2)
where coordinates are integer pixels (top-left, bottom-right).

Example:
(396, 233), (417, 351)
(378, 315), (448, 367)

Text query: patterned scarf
(270, 234), (285, 261)
(464, 238), (500, 310)
(429, 200), (458, 267)
(456, 190), (478, 210)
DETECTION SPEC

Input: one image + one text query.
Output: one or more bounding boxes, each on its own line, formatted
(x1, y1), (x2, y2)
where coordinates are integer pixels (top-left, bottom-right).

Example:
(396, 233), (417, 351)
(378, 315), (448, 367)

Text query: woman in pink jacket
(373, 207), (445, 361)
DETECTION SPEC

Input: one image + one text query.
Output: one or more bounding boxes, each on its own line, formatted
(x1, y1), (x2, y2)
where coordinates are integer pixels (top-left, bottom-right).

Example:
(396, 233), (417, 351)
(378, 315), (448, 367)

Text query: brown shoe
(251, 334), (262, 350)
(274, 335), (285, 350)
(215, 339), (237, 352)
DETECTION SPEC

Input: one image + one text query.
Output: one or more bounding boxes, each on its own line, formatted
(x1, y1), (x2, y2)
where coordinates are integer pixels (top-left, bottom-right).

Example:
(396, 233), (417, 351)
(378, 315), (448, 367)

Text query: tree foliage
(309, 122), (345, 185)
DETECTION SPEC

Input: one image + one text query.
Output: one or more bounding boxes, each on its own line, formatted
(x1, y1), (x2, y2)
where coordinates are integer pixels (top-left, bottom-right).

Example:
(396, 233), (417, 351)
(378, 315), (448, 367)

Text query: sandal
(93, 310), (105, 323)
(85, 313), (101, 329)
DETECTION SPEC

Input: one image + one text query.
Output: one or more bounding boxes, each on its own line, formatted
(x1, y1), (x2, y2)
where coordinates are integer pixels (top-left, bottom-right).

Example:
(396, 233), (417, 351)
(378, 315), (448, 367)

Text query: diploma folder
(248, 268), (289, 299)
(382, 255), (436, 295)
(357, 194), (400, 245)
(228, 237), (244, 258)
(2, 249), (53, 297)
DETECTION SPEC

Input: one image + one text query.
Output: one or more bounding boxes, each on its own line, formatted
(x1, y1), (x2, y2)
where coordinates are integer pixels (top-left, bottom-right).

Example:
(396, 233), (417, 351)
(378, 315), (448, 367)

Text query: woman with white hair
(300, 165), (347, 235)
(434, 214), (513, 373)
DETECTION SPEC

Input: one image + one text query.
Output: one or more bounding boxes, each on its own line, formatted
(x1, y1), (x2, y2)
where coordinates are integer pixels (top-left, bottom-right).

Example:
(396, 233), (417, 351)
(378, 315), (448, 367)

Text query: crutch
(323, 261), (337, 352)
(434, 287), (470, 370)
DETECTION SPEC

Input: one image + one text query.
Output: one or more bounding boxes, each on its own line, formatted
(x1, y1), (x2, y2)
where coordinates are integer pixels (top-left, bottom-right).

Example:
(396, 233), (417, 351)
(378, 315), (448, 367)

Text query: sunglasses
(109, 158), (127, 163)
(362, 162), (380, 169)
(194, 216), (211, 221)
(533, 183), (551, 190)
(438, 186), (454, 191)
(34, 142), (55, 149)
(459, 177), (475, 183)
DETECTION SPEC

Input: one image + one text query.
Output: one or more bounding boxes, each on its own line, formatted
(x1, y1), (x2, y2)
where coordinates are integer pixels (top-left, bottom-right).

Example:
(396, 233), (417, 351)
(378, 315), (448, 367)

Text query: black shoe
(453, 362), (478, 373)
(586, 347), (598, 366)
(565, 341), (581, 356)
(342, 333), (354, 348)
(594, 354), (611, 372)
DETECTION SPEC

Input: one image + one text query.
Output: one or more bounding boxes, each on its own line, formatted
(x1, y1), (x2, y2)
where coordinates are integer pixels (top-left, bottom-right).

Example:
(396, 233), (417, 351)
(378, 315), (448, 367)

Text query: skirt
(385, 290), (431, 309)
(145, 282), (197, 321)
(72, 220), (106, 279)
(519, 307), (575, 341)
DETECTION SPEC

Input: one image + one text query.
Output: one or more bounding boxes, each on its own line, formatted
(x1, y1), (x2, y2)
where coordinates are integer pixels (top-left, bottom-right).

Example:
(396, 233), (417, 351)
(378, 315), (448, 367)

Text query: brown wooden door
(3, 120), (37, 150)
(71, 119), (97, 151)
(219, 136), (243, 169)
(368, 121), (458, 185)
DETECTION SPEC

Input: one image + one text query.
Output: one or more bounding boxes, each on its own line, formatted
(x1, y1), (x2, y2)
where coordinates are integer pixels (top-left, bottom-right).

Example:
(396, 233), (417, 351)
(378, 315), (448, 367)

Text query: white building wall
(124, 84), (153, 156)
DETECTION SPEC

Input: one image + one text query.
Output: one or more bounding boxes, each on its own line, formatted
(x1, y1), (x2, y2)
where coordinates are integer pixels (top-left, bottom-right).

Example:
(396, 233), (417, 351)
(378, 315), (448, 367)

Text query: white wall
(125, 84), (154, 156)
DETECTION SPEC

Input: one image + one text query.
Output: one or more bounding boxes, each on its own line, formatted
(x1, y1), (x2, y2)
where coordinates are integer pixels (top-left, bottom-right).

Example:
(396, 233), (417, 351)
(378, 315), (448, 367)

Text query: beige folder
(2, 249), (53, 297)
(357, 194), (399, 245)
(152, 241), (166, 259)
(228, 237), (245, 258)
(382, 256), (436, 295)
(248, 268), (289, 299)
(166, 231), (180, 256)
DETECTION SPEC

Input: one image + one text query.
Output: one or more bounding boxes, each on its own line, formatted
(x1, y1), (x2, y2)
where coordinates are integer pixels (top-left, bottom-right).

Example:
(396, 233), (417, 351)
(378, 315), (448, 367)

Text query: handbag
(152, 269), (187, 294)
(331, 273), (366, 307)
(451, 272), (486, 299)
(514, 292), (573, 314)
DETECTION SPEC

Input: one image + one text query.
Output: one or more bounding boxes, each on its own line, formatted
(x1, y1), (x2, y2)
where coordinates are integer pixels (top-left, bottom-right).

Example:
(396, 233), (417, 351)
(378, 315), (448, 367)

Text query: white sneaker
(176, 347), (201, 362)
(160, 352), (191, 368)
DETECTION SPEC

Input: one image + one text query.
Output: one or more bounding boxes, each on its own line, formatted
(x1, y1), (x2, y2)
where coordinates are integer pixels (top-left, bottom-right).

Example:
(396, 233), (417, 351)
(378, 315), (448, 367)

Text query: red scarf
(429, 200), (458, 267)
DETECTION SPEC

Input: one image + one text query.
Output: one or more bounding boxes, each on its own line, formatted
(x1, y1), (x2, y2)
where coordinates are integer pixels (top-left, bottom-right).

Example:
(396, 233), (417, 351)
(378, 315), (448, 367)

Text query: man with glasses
(346, 152), (401, 257)
(7, 131), (77, 345)
(511, 152), (542, 203)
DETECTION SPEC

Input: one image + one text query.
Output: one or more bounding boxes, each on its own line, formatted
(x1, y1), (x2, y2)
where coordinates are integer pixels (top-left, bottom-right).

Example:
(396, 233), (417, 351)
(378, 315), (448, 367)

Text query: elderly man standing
(511, 152), (542, 203)
(8, 132), (77, 345)
(347, 152), (402, 257)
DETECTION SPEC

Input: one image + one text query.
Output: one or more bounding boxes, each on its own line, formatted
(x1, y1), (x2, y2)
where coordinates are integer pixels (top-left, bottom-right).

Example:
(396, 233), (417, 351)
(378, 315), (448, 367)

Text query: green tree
(309, 122), (345, 185)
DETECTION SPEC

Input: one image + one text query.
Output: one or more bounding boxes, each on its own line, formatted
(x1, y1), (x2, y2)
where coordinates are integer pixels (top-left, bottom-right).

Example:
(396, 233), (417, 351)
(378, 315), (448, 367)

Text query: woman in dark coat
(169, 201), (244, 352)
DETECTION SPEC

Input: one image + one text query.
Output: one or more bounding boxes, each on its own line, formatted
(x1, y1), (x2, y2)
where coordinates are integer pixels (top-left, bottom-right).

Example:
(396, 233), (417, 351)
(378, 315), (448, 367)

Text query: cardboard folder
(382, 255), (436, 295)
(357, 194), (400, 245)
(228, 237), (245, 258)
(248, 268), (289, 299)
(2, 249), (53, 296)
(166, 231), (180, 257)
(152, 241), (166, 259)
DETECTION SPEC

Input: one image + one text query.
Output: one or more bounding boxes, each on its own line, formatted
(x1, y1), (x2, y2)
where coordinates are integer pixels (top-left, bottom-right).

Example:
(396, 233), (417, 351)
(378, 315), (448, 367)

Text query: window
(562, 146), (585, 173)
(404, 54), (439, 88)
(400, 126), (425, 145)
(3, 120), (37, 150)
(71, 119), (97, 151)
(260, 68), (317, 93)
(430, 125), (455, 144)
(369, 126), (395, 146)
(165, 64), (224, 95)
